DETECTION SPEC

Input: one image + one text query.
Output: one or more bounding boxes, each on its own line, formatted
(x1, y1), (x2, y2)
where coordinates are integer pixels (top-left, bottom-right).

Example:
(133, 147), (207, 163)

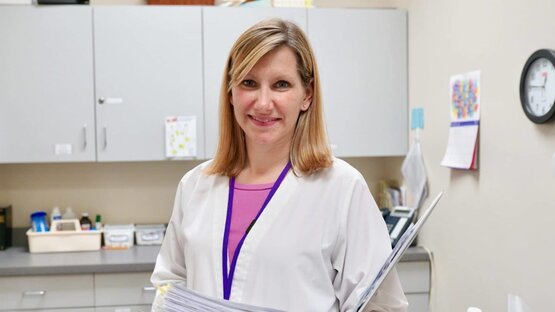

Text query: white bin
(135, 224), (166, 245)
(26, 219), (102, 253)
(103, 224), (135, 249)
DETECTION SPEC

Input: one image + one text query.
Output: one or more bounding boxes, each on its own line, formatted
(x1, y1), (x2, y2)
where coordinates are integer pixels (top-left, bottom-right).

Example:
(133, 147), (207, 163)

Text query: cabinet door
(308, 9), (408, 157)
(0, 7), (96, 163)
(0, 274), (94, 311)
(95, 306), (150, 312)
(397, 261), (430, 312)
(94, 7), (204, 161)
(203, 7), (307, 158)
(94, 272), (155, 307)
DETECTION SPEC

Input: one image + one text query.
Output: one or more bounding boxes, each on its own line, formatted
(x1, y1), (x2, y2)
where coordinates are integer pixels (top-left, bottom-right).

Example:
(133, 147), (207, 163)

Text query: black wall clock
(520, 49), (555, 124)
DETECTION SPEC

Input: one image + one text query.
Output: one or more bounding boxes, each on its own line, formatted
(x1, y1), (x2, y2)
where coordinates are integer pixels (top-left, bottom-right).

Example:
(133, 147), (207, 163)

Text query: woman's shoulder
(179, 159), (220, 184)
(327, 157), (364, 179)
(308, 157), (366, 184)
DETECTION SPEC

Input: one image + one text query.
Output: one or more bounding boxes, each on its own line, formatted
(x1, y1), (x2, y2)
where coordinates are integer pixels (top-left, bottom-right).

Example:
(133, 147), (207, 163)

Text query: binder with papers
(154, 192), (443, 312)
(355, 191), (443, 311)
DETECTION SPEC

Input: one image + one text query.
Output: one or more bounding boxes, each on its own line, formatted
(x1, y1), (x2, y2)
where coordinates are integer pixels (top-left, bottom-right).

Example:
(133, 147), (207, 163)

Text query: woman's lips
(249, 115), (280, 126)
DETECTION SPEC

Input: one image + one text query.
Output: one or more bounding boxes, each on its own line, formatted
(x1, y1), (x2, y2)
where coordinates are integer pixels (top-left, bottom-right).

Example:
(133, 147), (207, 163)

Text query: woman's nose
(255, 86), (273, 110)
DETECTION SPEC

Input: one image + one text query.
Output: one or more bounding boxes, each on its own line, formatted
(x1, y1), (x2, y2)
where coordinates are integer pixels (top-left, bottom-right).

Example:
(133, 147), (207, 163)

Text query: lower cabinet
(95, 306), (151, 312)
(94, 272), (155, 309)
(397, 261), (431, 312)
(1, 266), (430, 311)
(0, 273), (152, 312)
(0, 274), (94, 311)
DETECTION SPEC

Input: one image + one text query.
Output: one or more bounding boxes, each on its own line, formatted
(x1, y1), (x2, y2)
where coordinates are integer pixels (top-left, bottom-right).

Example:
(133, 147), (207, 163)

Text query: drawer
(19, 309), (95, 312)
(0, 274), (94, 311)
(396, 261), (430, 293)
(95, 305), (151, 312)
(94, 272), (155, 306)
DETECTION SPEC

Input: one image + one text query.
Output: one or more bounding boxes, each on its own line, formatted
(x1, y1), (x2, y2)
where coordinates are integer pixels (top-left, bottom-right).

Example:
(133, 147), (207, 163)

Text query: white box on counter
(27, 219), (101, 253)
(103, 224), (135, 249)
(135, 224), (166, 245)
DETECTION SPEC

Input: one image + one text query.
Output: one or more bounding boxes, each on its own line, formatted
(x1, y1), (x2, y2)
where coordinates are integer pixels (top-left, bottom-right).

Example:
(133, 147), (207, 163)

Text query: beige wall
(0, 157), (401, 227)
(402, 0), (555, 311)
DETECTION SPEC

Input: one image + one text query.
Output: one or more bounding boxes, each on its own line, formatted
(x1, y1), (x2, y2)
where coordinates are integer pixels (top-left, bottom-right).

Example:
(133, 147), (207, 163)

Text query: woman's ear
(301, 79), (314, 111)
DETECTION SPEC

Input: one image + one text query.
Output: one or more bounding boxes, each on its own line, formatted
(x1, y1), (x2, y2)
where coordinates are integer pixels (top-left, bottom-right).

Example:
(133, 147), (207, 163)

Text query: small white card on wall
(165, 116), (196, 158)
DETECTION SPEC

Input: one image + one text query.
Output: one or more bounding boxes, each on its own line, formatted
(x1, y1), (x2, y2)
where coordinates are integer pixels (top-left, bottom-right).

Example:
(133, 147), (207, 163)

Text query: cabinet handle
(103, 126), (108, 149)
(23, 290), (46, 296)
(98, 97), (105, 105)
(142, 286), (156, 292)
(82, 124), (87, 149)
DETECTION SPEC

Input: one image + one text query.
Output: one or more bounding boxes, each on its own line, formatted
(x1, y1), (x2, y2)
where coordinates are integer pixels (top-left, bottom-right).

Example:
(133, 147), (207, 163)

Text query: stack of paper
(153, 283), (284, 312)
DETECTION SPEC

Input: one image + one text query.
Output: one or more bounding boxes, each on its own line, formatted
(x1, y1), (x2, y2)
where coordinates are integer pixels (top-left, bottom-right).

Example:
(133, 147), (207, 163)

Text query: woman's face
(230, 45), (312, 152)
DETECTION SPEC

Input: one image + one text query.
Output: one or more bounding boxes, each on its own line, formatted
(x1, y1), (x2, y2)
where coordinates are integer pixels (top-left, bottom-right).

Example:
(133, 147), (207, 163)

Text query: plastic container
(135, 224), (166, 245)
(61, 207), (78, 231)
(27, 219), (101, 253)
(30, 211), (49, 232)
(62, 207), (76, 219)
(103, 224), (135, 249)
(51, 206), (62, 231)
(80, 213), (92, 231)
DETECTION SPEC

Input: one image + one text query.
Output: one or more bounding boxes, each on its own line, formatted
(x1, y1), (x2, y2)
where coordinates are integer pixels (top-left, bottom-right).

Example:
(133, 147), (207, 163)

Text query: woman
(151, 18), (408, 312)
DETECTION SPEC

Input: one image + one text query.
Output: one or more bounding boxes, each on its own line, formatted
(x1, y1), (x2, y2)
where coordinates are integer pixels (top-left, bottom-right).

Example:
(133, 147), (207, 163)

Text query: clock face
(524, 57), (555, 117)
(520, 49), (555, 123)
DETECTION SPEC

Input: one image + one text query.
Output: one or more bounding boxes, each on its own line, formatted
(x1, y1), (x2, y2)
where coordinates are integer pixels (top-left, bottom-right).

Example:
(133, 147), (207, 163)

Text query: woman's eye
(275, 81), (290, 89)
(241, 80), (256, 88)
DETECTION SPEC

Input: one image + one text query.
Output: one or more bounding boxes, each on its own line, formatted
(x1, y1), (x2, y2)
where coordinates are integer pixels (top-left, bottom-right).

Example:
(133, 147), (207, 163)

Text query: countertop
(0, 245), (431, 277)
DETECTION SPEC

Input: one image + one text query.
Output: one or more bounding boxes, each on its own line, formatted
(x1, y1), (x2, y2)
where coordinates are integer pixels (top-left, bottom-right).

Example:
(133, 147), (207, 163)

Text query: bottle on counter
(62, 206), (77, 231)
(95, 214), (103, 231)
(80, 212), (92, 231)
(62, 207), (76, 220)
(50, 206), (62, 231)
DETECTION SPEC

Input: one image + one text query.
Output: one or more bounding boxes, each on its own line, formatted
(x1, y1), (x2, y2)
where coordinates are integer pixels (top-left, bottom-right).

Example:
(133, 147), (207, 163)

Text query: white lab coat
(151, 158), (408, 312)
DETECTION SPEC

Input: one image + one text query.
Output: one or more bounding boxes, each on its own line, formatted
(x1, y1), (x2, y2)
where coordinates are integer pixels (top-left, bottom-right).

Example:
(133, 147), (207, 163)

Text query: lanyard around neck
(221, 162), (291, 300)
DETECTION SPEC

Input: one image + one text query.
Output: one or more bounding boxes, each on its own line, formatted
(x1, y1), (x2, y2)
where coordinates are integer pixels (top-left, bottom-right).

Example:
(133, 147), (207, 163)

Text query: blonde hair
(206, 18), (332, 177)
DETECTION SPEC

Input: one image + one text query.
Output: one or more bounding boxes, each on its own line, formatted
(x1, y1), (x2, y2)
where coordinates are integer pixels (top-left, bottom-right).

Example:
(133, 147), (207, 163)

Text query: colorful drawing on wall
(165, 116), (197, 158)
(450, 70), (480, 122)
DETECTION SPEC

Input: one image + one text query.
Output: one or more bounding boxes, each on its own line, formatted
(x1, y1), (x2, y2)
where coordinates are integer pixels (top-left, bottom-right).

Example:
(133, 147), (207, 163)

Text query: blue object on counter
(31, 211), (49, 232)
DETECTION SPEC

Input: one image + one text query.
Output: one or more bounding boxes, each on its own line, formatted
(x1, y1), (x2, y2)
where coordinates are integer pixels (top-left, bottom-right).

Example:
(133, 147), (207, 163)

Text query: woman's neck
(236, 144), (290, 184)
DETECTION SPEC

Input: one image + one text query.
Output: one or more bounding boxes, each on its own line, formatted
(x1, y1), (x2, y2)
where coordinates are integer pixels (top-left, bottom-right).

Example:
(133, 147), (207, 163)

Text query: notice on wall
(441, 70), (480, 170)
(165, 116), (197, 158)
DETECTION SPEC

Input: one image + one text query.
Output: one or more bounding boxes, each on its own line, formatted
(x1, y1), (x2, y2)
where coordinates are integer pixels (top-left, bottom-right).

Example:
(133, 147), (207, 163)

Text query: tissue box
(103, 224), (135, 249)
(135, 224), (166, 245)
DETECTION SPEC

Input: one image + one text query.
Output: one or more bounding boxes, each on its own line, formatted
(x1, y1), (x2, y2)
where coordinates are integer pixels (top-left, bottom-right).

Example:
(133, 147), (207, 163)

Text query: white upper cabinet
(0, 7), (96, 163)
(94, 6), (204, 161)
(202, 7), (307, 158)
(0, 6), (406, 164)
(308, 9), (408, 157)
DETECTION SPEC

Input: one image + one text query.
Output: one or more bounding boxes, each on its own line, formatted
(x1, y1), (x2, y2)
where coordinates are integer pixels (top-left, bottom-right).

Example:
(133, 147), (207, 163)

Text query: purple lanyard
(221, 162), (291, 300)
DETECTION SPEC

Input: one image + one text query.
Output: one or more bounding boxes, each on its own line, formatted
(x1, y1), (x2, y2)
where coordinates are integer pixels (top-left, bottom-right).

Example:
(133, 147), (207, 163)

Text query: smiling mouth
(249, 115), (280, 123)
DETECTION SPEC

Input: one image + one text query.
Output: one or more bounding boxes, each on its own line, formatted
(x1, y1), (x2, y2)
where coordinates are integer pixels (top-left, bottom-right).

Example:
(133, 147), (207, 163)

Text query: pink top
(228, 182), (273, 263)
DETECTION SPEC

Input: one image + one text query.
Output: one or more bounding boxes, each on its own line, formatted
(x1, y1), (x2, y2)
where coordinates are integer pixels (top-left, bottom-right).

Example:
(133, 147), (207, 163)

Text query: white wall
(403, 0), (555, 311)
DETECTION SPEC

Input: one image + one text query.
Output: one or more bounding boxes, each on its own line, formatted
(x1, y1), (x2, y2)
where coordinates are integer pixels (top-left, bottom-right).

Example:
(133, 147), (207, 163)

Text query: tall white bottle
(51, 206), (62, 231)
